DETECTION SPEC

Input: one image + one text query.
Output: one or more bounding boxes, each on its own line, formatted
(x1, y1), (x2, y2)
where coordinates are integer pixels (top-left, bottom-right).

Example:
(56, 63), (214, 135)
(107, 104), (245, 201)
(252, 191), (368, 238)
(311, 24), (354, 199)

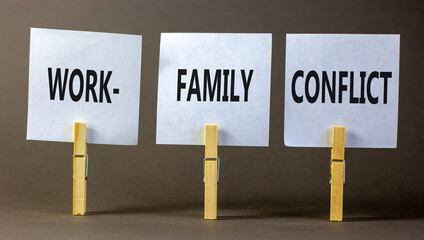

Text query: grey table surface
(1, 200), (423, 240)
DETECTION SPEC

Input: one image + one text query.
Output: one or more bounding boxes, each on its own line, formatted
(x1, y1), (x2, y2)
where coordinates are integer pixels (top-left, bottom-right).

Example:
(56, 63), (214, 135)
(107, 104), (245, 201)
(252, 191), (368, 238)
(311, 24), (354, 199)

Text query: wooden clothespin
(330, 126), (345, 221)
(204, 125), (218, 220)
(73, 122), (88, 216)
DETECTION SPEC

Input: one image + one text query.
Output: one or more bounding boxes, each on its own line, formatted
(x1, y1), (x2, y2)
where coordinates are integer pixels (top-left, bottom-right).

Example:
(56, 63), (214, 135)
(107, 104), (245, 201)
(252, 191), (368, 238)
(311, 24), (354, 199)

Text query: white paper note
(284, 34), (400, 148)
(156, 33), (272, 146)
(27, 28), (142, 145)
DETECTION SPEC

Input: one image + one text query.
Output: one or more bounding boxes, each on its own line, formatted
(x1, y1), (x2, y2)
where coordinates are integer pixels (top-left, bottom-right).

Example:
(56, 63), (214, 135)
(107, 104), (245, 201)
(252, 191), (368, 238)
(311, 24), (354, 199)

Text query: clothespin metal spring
(72, 154), (89, 180)
(329, 159), (345, 184)
(203, 157), (220, 183)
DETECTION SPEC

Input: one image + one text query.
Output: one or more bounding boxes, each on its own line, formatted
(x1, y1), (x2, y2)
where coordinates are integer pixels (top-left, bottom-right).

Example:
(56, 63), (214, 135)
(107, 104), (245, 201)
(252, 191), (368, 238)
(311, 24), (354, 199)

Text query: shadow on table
(86, 198), (424, 221)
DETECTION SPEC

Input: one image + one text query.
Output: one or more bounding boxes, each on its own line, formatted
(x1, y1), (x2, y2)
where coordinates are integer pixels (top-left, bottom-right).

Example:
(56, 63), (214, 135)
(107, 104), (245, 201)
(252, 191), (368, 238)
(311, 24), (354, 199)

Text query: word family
(177, 69), (254, 102)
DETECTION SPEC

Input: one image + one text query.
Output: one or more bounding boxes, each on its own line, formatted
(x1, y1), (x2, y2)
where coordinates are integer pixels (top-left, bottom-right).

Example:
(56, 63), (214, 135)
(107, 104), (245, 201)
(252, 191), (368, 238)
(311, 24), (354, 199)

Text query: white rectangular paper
(27, 28), (142, 145)
(284, 34), (400, 148)
(156, 33), (272, 146)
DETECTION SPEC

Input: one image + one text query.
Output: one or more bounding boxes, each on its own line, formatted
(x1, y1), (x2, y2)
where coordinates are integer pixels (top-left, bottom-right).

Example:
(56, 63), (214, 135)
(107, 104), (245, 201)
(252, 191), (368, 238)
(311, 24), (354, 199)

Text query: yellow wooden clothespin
(73, 122), (88, 216)
(330, 126), (345, 221)
(204, 125), (218, 220)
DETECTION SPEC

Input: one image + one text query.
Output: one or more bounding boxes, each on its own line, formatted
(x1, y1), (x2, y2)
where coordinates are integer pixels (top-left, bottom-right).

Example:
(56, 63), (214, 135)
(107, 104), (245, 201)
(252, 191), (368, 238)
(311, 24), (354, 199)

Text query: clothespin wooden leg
(330, 126), (345, 222)
(204, 125), (218, 220)
(73, 122), (87, 216)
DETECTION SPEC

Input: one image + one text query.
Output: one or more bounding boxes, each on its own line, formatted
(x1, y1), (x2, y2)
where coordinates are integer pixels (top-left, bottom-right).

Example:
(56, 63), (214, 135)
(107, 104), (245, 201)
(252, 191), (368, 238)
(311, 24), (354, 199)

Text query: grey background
(0, 0), (423, 239)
